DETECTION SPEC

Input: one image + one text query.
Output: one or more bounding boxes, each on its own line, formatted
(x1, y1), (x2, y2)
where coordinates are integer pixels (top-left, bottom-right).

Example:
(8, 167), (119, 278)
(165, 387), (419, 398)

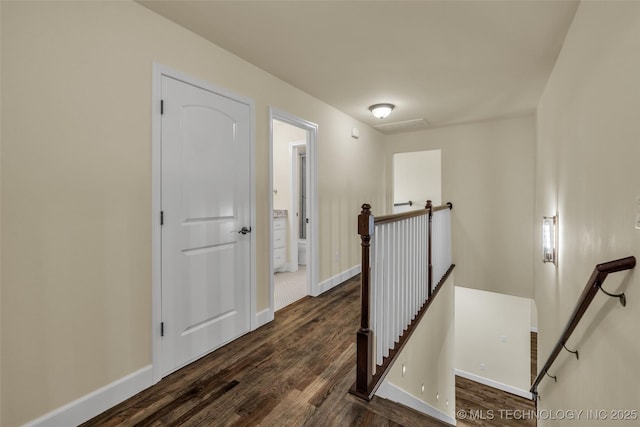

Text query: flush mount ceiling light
(369, 103), (395, 119)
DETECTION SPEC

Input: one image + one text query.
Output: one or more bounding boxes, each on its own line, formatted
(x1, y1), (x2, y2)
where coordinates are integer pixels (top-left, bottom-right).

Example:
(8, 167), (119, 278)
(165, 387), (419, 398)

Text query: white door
(161, 75), (251, 375)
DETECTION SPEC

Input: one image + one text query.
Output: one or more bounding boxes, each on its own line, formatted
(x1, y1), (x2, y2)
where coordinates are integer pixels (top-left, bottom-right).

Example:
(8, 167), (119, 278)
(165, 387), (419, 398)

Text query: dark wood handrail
(530, 256), (636, 396)
(433, 201), (453, 212)
(374, 201), (452, 225)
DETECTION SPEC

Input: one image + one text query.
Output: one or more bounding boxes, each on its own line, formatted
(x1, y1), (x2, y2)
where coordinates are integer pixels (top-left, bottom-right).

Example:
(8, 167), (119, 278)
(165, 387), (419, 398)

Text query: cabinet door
(274, 247), (286, 269)
(274, 229), (286, 249)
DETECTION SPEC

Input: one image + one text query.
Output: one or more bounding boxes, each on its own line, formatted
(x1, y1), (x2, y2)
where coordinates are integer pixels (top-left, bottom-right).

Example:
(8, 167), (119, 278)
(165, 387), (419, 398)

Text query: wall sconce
(542, 216), (557, 264)
(369, 103), (395, 119)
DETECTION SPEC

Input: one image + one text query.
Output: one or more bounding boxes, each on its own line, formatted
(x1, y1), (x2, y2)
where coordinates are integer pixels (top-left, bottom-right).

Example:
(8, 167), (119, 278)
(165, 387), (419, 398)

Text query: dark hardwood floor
(455, 332), (538, 427)
(456, 376), (536, 427)
(84, 276), (537, 426)
(83, 275), (446, 426)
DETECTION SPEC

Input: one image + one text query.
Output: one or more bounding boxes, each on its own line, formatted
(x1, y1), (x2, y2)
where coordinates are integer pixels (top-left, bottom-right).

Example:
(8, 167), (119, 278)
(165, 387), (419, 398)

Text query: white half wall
(377, 273), (456, 424)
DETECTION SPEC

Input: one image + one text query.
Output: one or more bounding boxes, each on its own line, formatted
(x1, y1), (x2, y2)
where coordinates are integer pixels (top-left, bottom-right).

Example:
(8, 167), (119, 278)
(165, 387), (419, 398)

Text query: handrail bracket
(545, 370), (557, 383)
(596, 279), (626, 307)
(563, 344), (579, 360)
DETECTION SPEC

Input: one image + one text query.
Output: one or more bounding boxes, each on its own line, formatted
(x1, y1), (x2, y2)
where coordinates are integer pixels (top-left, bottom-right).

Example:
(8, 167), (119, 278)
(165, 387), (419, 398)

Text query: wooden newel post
(426, 200), (433, 298)
(356, 203), (374, 394)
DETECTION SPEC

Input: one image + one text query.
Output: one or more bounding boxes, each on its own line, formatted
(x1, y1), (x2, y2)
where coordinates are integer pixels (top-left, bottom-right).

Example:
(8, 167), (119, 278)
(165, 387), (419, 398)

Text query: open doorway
(269, 109), (318, 312)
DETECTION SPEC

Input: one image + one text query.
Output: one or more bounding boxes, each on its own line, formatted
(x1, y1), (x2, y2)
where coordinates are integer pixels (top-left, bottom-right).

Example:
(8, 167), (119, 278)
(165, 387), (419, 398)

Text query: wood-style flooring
(455, 333), (538, 427)
(84, 275), (445, 426)
(84, 276), (537, 426)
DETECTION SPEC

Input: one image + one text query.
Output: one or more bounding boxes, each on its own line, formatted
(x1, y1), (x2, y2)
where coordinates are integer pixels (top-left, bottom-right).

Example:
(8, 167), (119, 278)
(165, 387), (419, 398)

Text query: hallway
(85, 275), (534, 426)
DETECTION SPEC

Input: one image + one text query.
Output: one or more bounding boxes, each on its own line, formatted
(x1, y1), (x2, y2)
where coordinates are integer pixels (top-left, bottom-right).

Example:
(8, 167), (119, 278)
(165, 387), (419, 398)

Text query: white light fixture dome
(369, 103), (395, 119)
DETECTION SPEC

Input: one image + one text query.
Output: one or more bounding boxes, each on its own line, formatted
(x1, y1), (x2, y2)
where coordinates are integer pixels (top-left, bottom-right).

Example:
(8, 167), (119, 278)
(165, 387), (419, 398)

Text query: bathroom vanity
(273, 210), (288, 271)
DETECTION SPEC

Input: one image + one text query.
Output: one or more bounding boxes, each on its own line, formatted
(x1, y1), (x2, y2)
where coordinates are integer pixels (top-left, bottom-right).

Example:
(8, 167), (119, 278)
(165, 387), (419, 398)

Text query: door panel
(161, 75), (251, 375)
(181, 106), (235, 220)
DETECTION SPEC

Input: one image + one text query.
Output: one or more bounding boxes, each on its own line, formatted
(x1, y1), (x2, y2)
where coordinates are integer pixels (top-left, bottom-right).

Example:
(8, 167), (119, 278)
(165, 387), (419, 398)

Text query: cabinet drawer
(273, 229), (286, 248)
(273, 218), (286, 231)
(274, 247), (286, 268)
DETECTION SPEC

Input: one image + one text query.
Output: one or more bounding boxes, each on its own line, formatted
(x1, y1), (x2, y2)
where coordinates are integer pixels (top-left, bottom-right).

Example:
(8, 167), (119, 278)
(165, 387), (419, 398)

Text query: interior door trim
(151, 63), (256, 384)
(268, 107), (319, 317)
(288, 141), (306, 274)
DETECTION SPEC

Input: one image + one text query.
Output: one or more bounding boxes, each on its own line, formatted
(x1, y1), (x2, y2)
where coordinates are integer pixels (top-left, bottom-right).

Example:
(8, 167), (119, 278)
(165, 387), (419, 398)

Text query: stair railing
(531, 256), (636, 397)
(351, 200), (454, 400)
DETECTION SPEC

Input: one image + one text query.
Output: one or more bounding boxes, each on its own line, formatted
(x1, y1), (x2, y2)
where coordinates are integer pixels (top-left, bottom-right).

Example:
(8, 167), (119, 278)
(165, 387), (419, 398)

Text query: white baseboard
(283, 263), (299, 273)
(255, 307), (274, 329)
(455, 369), (533, 400)
(25, 365), (153, 427)
(312, 264), (361, 297)
(376, 381), (456, 426)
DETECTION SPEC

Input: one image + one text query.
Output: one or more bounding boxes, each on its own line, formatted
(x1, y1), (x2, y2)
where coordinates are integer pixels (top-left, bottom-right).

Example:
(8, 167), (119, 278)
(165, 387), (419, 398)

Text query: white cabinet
(273, 216), (287, 271)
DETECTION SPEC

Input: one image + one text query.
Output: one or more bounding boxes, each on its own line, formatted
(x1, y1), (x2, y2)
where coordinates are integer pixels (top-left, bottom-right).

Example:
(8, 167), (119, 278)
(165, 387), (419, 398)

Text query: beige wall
(0, 1), (385, 425)
(455, 286), (531, 393)
(530, 299), (537, 331)
(392, 149), (441, 213)
(535, 2), (640, 425)
(273, 120), (306, 214)
(384, 116), (536, 298)
(380, 274), (455, 422)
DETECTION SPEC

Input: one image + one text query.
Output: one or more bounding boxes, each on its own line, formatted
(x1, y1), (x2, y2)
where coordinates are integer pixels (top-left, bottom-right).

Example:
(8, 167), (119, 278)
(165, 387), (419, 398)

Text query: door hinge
(160, 99), (164, 115)
(161, 211), (164, 225)
(161, 322), (164, 337)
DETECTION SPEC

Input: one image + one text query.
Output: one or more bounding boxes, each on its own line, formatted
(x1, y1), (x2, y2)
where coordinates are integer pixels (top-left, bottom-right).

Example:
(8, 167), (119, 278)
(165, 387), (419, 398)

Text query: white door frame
(151, 63), (256, 383)
(288, 141), (306, 273)
(269, 107), (319, 314)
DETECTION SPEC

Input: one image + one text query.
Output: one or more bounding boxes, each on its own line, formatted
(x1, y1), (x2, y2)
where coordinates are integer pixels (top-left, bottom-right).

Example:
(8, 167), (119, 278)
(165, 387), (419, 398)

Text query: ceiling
(139, 0), (579, 133)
